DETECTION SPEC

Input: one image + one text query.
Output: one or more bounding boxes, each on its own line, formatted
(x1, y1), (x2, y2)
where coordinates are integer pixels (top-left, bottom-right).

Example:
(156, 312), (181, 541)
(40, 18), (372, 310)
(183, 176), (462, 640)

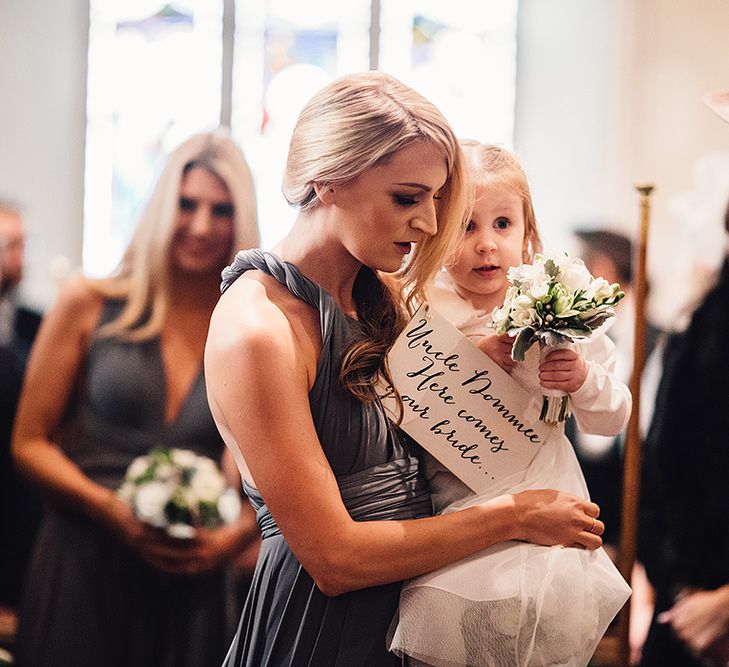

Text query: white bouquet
(491, 251), (624, 423)
(117, 447), (242, 539)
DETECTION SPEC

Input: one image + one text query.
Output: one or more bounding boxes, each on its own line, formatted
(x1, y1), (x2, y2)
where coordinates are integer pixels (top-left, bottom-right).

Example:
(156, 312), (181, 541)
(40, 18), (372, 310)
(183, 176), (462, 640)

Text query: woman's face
(170, 167), (235, 275)
(328, 140), (449, 273)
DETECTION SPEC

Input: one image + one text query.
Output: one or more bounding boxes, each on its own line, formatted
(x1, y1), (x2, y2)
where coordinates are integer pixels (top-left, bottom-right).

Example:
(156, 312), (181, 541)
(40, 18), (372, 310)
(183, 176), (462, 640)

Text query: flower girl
(388, 142), (632, 667)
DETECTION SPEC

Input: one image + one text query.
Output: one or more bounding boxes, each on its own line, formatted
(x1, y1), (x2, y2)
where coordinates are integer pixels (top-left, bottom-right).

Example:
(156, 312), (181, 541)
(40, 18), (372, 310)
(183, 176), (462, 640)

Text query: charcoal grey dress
(16, 300), (235, 667)
(220, 250), (432, 667)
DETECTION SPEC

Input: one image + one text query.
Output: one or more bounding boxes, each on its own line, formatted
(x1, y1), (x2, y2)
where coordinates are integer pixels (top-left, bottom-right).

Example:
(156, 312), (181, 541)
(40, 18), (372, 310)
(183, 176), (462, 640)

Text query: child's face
(447, 183), (526, 311)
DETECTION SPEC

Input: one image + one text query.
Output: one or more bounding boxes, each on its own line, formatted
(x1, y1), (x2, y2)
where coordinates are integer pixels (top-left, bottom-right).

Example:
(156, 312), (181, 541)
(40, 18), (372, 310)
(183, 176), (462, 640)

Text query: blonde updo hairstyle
(283, 71), (468, 400)
(459, 141), (541, 262)
(98, 129), (259, 341)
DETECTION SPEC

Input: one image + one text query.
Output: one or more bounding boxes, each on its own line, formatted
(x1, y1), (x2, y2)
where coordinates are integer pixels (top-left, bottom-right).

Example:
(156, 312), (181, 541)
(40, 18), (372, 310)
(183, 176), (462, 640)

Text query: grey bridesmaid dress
(16, 300), (235, 667)
(220, 250), (432, 667)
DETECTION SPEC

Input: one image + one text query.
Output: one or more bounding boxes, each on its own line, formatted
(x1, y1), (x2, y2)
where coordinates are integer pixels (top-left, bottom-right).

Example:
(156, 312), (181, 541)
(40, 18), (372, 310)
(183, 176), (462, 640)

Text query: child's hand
(477, 331), (515, 373)
(539, 348), (588, 394)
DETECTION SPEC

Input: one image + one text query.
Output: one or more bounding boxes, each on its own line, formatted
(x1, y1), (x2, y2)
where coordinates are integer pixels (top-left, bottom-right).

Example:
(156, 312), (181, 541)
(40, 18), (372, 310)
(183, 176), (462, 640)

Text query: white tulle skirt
(388, 431), (631, 667)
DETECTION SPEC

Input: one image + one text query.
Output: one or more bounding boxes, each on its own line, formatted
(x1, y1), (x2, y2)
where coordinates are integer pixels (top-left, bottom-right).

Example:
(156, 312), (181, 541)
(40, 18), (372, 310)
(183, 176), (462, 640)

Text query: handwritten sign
(382, 304), (553, 493)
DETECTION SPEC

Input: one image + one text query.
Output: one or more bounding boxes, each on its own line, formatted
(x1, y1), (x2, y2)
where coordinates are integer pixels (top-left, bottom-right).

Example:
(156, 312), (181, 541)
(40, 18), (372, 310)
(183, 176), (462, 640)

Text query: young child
(388, 142), (632, 667)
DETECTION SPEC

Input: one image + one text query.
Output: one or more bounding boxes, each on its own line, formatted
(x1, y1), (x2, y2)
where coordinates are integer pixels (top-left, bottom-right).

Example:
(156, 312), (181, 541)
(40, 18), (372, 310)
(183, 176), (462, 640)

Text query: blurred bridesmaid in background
(12, 130), (260, 667)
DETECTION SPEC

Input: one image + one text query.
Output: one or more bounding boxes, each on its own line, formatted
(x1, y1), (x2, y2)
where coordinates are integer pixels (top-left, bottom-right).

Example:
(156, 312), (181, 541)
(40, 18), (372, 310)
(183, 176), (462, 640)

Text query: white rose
(154, 462), (179, 484)
(217, 488), (242, 524)
(126, 455), (150, 482)
(134, 481), (173, 527)
(506, 265), (527, 284)
(491, 304), (510, 330)
(513, 294), (535, 311)
(586, 277), (614, 303)
(511, 307), (539, 328)
(190, 467), (226, 503)
(521, 262), (549, 284)
(553, 293), (574, 315)
(525, 279), (550, 300)
(170, 448), (198, 468)
(558, 259), (592, 293)
(541, 249), (567, 267)
(195, 457), (219, 476)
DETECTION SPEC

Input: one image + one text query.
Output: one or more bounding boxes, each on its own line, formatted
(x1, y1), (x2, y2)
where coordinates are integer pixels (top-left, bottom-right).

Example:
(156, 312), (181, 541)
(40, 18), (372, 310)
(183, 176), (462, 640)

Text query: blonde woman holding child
(205, 75), (609, 667)
(387, 142), (633, 666)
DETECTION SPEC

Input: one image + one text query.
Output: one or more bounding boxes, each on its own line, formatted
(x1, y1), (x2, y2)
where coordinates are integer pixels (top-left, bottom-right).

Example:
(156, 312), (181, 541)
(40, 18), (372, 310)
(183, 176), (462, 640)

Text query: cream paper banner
(382, 303), (553, 493)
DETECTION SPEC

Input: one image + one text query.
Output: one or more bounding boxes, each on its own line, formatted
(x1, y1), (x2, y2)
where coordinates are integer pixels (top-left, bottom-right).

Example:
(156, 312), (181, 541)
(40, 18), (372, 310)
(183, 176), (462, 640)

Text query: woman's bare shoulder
(205, 270), (320, 408)
(208, 270), (319, 359)
(52, 273), (106, 326)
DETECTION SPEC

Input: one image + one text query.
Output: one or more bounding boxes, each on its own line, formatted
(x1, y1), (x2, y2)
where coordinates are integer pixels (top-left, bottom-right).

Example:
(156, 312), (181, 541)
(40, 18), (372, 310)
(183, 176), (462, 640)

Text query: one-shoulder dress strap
(221, 249), (352, 351)
(221, 249), (323, 309)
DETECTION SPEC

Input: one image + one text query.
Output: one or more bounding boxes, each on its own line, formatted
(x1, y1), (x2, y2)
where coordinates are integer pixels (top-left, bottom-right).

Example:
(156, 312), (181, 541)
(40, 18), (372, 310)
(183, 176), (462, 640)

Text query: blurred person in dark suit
(0, 204), (42, 368)
(638, 90), (729, 667)
(639, 193), (729, 667)
(0, 202), (43, 640)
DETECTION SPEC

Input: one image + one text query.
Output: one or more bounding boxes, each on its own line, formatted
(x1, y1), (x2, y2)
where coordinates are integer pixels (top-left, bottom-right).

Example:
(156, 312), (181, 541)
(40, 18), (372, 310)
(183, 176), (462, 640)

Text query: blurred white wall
(2, 0), (729, 323)
(0, 0), (88, 310)
(515, 0), (729, 327)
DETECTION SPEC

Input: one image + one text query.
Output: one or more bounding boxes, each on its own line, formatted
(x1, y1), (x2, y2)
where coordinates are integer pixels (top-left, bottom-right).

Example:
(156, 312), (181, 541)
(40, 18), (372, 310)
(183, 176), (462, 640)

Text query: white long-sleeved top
(425, 270), (632, 513)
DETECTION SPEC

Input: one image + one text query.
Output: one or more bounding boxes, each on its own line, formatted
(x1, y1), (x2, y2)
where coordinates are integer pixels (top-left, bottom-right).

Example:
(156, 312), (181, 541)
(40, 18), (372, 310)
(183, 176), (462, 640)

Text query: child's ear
(313, 182), (336, 205)
(522, 236), (530, 262)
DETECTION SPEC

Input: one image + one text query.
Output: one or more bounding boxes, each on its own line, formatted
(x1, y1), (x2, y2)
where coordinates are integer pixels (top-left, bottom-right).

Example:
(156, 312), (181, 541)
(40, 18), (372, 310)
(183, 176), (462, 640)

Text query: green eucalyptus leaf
(557, 327), (592, 338)
(544, 259), (559, 278)
(512, 327), (536, 362)
(536, 330), (572, 347)
(583, 312), (615, 329)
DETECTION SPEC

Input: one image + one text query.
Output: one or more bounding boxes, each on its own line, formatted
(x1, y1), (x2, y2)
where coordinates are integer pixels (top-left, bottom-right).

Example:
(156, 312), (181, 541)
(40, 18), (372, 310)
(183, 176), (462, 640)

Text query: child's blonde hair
(460, 141), (541, 261)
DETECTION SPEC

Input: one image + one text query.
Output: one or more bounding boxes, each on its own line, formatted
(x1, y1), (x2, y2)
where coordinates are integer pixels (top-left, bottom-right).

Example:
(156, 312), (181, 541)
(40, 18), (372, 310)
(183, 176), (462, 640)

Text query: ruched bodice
(72, 300), (223, 488)
(220, 250), (431, 667)
(222, 249), (419, 476)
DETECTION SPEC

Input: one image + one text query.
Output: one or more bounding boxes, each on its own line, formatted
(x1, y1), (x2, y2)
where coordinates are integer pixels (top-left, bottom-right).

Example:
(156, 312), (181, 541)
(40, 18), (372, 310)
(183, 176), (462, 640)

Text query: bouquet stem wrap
(539, 342), (574, 424)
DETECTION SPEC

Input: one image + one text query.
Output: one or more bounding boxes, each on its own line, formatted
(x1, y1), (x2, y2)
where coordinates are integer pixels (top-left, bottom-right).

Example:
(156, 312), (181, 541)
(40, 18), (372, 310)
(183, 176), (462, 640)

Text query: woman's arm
(11, 278), (156, 550)
(206, 276), (604, 597)
(12, 275), (114, 520)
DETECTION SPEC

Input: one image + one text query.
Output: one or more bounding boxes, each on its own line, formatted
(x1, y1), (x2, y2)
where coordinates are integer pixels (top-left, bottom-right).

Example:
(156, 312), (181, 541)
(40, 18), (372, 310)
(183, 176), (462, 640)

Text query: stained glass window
(84, 1), (223, 276)
(84, 0), (517, 270)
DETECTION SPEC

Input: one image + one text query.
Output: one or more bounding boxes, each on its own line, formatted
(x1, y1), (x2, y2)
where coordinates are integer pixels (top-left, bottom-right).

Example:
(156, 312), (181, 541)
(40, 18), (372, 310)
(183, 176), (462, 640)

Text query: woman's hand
(103, 493), (247, 576)
(476, 331), (515, 373)
(539, 348), (588, 394)
(629, 561), (654, 665)
(658, 586), (729, 664)
(509, 489), (603, 550)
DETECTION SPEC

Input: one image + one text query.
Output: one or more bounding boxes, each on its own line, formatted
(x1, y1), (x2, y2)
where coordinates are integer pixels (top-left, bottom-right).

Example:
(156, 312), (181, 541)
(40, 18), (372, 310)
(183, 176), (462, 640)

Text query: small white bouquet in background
(117, 447), (242, 539)
(491, 251), (624, 423)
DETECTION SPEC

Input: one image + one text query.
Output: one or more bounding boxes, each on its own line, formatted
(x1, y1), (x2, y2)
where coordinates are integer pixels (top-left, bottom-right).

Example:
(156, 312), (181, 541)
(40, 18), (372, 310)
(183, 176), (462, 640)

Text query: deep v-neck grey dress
(16, 299), (235, 667)
(220, 250), (432, 667)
